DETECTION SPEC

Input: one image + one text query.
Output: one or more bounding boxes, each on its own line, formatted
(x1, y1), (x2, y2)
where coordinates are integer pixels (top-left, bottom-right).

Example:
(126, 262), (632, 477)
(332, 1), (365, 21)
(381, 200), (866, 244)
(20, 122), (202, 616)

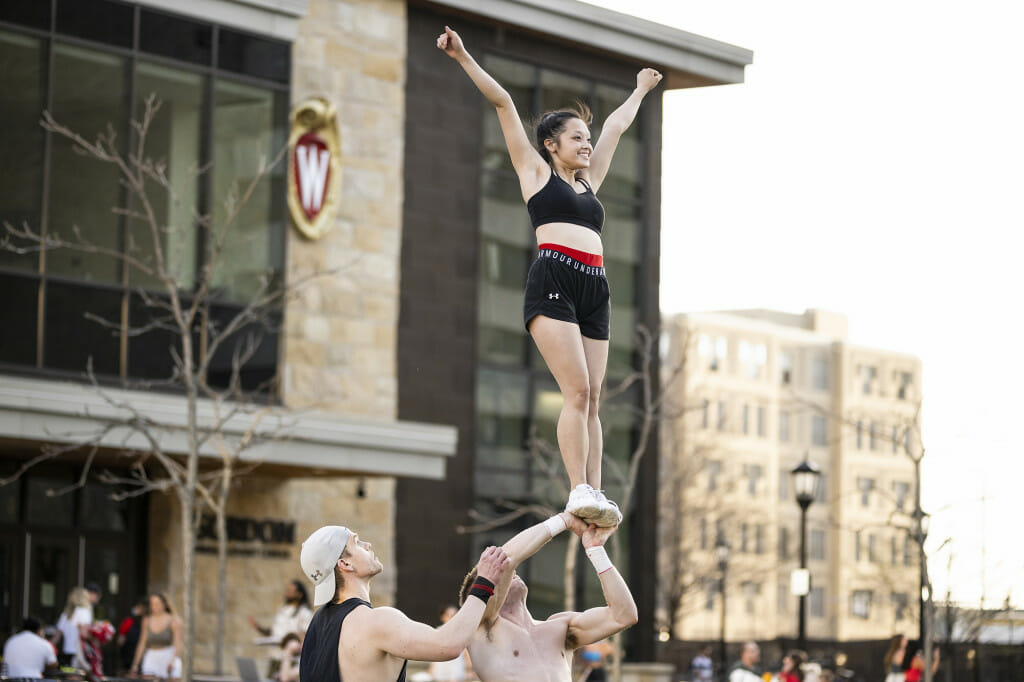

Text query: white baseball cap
(300, 525), (352, 607)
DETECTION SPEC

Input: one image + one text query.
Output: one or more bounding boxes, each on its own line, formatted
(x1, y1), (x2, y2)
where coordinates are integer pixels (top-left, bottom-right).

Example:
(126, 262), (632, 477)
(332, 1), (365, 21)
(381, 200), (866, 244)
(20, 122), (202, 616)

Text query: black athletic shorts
(523, 245), (610, 340)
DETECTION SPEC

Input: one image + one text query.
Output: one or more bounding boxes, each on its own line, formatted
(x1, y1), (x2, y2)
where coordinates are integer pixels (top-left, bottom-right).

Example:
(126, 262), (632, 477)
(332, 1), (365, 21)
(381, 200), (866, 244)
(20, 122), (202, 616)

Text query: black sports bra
(527, 171), (604, 234)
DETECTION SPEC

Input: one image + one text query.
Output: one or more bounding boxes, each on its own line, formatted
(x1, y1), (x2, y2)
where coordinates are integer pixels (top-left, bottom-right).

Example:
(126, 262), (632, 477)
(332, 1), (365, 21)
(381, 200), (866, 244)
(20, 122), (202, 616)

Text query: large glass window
(0, 30), (45, 274)
(0, 5), (289, 389)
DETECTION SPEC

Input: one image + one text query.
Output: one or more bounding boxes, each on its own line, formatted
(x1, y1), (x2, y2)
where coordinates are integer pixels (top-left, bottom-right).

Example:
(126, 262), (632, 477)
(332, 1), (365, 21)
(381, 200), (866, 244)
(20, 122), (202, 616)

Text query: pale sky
(583, 0), (1024, 607)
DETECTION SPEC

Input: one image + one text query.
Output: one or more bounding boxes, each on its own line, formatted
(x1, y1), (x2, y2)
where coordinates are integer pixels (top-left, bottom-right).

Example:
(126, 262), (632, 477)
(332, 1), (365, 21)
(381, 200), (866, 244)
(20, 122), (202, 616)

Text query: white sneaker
(565, 484), (604, 521)
(592, 497), (623, 528)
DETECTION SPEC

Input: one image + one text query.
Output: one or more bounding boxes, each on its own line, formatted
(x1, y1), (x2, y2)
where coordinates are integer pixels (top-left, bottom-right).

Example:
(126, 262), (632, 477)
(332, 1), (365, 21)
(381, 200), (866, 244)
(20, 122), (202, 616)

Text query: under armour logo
(311, 569), (323, 581)
(548, 293), (560, 300)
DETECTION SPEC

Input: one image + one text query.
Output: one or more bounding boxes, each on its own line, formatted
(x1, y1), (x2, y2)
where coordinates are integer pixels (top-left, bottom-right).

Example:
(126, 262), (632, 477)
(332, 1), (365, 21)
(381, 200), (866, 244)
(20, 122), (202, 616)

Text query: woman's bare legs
(581, 335), (609, 489)
(529, 315), (591, 488)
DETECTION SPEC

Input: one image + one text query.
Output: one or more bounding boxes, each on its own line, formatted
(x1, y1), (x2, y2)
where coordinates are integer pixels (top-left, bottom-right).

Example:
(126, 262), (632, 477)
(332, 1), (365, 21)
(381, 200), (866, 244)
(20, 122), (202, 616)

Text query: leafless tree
(1, 96), (327, 680)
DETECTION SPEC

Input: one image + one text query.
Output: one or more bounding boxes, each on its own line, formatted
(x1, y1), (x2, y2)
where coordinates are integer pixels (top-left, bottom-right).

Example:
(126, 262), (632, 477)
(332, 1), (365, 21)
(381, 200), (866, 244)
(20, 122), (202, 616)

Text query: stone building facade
(659, 309), (923, 658)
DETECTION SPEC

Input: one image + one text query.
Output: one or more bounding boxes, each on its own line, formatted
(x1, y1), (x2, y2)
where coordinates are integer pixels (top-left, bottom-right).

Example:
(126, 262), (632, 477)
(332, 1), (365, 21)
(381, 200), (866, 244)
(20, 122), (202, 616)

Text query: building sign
(287, 96), (342, 240)
(196, 514), (297, 560)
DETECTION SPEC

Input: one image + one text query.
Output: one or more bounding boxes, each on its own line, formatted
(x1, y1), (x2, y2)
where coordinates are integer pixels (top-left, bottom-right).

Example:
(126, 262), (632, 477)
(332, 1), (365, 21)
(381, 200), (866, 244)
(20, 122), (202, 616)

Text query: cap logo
(310, 568), (323, 582)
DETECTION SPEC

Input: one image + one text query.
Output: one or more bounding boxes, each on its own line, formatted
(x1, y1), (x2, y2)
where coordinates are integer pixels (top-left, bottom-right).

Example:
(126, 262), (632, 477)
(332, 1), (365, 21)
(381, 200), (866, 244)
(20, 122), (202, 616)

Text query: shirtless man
(457, 512), (637, 682)
(299, 525), (510, 682)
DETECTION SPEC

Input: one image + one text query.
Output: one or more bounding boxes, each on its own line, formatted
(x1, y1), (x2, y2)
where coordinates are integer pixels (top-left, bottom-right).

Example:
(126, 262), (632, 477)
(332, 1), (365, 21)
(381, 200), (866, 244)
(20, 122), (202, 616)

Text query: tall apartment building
(659, 309), (922, 647)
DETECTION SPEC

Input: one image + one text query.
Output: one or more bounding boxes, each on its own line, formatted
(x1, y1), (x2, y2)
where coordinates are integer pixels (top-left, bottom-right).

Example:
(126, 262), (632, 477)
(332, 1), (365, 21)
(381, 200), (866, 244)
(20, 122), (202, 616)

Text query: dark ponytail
(534, 102), (593, 164)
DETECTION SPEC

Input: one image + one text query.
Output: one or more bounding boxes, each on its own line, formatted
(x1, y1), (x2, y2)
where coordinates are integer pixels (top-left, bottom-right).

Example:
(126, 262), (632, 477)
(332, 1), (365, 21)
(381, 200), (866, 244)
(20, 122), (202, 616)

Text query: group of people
(0, 585), (183, 681)
(292, 22), (661, 682)
(686, 635), (941, 682)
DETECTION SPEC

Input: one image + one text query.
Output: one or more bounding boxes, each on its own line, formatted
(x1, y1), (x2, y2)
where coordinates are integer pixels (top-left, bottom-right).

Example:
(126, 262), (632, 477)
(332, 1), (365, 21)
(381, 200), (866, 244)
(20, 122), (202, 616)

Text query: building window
(778, 583), (790, 612)
(744, 464), (762, 496)
(810, 586), (825, 618)
(868, 533), (877, 563)
(896, 371), (913, 400)
(740, 523), (749, 553)
(903, 536), (913, 566)
(778, 469), (789, 501)
(779, 411), (790, 442)
(811, 355), (829, 390)
(755, 524), (764, 554)
(891, 536), (898, 565)
(757, 406), (766, 437)
(742, 404), (749, 435)
(854, 531), (862, 562)
(717, 401), (727, 431)
(851, 590), (873, 619)
(779, 526), (789, 560)
(700, 518), (708, 550)
(811, 415), (827, 446)
(859, 364), (877, 395)
(779, 349), (793, 384)
(707, 460), (722, 492)
(809, 529), (826, 561)
(698, 334), (728, 372)
(704, 578), (717, 611)
(739, 340), (766, 380)
(892, 426), (900, 454)
(869, 422), (878, 451)
(0, 8), (289, 388)
(857, 477), (875, 507)
(856, 421), (863, 449)
(891, 592), (909, 620)
(893, 481), (910, 510)
(742, 581), (760, 614)
(701, 399), (710, 429)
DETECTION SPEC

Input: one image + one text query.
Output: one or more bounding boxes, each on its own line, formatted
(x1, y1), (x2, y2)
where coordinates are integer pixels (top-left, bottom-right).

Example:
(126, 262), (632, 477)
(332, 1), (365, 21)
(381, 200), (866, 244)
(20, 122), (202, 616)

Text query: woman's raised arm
(437, 26), (547, 197)
(585, 68), (662, 191)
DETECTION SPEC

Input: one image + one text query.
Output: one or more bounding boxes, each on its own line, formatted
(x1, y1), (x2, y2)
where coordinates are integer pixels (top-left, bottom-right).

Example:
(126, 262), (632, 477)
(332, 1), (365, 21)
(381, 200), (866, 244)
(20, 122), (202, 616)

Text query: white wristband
(585, 545), (613, 574)
(543, 514), (568, 538)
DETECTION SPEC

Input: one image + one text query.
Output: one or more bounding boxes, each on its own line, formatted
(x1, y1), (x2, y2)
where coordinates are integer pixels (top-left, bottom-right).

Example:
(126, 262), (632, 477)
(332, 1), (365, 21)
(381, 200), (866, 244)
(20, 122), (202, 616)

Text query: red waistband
(537, 243), (603, 267)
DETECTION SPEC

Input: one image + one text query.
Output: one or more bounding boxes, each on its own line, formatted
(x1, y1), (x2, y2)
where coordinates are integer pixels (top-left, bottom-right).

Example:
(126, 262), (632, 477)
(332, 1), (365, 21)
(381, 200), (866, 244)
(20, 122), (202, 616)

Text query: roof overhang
(0, 375), (456, 480)
(420, 0), (753, 88)
(133, 0), (309, 41)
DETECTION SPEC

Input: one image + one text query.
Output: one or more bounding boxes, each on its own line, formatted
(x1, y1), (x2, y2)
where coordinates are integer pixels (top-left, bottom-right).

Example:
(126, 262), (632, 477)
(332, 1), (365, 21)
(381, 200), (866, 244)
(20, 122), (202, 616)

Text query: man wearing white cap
(299, 525), (510, 682)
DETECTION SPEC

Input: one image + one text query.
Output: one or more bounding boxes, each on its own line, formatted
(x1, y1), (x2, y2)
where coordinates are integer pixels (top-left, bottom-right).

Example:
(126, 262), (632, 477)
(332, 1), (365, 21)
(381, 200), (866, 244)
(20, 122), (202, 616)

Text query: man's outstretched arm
(371, 545), (509, 661)
(477, 511), (575, 626)
(562, 523), (638, 646)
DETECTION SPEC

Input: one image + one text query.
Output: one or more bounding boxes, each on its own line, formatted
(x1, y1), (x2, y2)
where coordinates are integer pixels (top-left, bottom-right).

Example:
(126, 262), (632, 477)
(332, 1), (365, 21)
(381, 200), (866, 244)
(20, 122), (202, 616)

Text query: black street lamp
(715, 532), (730, 680)
(913, 506), (931, 641)
(791, 458), (822, 654)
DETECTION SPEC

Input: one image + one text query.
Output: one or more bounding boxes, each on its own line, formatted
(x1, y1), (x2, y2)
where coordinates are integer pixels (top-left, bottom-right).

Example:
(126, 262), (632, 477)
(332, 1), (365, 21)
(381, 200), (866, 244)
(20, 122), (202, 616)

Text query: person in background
(55, 586), (93, 668)
(771, 651), (804, 682)
(129, 593), (183, 681)
(276, 632), (302, 682)
(577, 638), (613, 681)
(428, 605), (475, 682)
(248, 579), (314, 642)
(117, 597), (147, 675)
(689, 645), (713, 682)
(904, 646), (939, 682)
(2, 616), (59, 678)
(883, 634), (907, 682)
(727, 642), (761, 682)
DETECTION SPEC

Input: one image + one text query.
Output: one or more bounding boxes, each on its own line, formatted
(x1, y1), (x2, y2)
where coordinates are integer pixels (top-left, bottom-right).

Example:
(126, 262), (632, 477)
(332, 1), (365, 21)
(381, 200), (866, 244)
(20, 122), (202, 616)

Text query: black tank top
(299, 598), (407, 682)
(527, 171), (604, 234)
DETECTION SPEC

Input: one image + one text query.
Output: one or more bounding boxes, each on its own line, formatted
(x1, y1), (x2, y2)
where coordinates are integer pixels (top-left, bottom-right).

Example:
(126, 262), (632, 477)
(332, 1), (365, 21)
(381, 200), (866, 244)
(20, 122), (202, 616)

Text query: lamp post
(913, 506), (931, 641)
(715, 532), (730, 680)
(791, 458), (822, 655)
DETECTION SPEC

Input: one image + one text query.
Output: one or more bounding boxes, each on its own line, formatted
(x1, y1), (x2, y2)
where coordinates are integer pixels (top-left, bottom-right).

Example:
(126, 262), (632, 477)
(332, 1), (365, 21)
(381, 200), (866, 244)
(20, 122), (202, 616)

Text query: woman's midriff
(534, 222), (603, 256)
